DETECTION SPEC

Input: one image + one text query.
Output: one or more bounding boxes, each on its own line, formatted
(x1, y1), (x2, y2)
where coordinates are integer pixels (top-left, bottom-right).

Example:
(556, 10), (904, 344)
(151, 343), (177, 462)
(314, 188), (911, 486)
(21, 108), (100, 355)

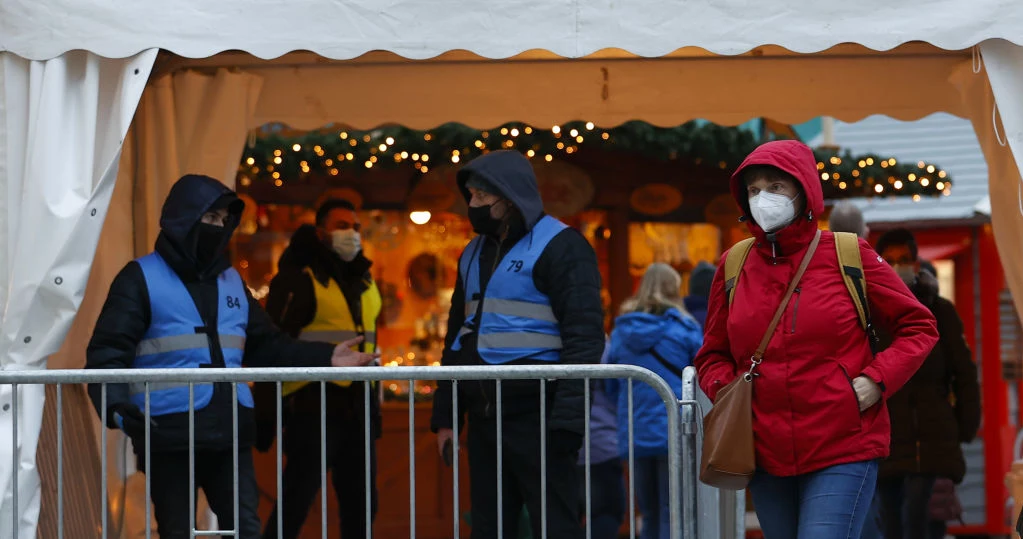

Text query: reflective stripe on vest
(451, 215), (567, 364)
(128, 381), (212, 396)
(137, 334), (246, 357)
(478, 332), (563, 349)
(132, 252), (253, 415)
(465, 298), (556, 323)
(481, 298), (558, 323)
(129, 333), (247, 397)
(282, 269), (382, 396)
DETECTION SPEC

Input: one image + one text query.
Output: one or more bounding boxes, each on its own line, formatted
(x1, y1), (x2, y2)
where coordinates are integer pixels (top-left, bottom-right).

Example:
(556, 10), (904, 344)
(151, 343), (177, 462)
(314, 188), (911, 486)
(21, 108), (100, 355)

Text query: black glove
(108, 403), (148, 440)
(547, 429), (583, 455)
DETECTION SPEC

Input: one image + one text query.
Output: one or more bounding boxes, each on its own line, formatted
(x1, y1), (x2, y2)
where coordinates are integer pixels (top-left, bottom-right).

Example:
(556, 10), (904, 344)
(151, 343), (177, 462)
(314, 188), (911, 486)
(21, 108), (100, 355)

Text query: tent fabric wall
(45, 133), (140, 538)
(130, 69), (264, 251)
(0, 50), (155, 539)
(46, 67), (263, 380)
(3, 0), (1023, 60)
(974, 39), (1023, 324)
(47, 123), (139, 372)
(234, 46), (969, 130)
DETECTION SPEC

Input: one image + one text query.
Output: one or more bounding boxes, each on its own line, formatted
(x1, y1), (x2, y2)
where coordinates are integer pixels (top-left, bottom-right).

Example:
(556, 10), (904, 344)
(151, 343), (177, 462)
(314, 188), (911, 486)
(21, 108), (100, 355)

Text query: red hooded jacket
(695, 140), (939, 477)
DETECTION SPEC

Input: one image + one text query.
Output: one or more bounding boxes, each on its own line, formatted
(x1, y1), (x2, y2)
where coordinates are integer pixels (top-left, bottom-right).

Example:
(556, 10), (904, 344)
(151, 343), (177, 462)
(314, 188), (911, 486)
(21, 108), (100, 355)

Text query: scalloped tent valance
(161, 45), (972, 131)
(2, 0), (1023, 60)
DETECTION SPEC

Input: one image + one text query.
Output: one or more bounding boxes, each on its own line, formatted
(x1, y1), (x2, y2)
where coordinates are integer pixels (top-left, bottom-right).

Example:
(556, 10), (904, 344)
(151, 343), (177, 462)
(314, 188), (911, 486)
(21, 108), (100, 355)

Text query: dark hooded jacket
(86, 174), (335, 454)
(879, 269), (981, 482)
(430, 151), (605, 442)
(252, 224), (381, 447)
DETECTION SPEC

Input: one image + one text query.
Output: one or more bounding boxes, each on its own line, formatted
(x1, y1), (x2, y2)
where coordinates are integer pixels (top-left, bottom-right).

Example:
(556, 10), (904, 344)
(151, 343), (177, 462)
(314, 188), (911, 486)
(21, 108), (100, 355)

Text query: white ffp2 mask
(330, 229), (362, 261)
(749, 192), (799, 233)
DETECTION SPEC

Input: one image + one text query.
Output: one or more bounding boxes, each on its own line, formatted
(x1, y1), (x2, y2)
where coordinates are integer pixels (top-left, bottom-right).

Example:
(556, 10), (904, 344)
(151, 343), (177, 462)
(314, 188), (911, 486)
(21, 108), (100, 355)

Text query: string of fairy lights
(815, 152), (951, 200)
(237, 121), (952, 199)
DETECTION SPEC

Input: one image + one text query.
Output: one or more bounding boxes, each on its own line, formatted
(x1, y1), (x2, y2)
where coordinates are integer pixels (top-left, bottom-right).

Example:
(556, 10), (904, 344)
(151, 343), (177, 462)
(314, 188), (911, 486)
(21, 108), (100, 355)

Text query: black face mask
(195, 223), (227, 267)
(468, 204), (504, 236)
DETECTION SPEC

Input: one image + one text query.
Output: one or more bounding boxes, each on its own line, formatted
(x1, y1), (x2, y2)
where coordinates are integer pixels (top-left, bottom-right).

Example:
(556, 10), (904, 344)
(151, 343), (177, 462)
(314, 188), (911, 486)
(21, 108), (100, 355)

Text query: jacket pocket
(839, 365), (863, 420)
(794, 361), (863, 441)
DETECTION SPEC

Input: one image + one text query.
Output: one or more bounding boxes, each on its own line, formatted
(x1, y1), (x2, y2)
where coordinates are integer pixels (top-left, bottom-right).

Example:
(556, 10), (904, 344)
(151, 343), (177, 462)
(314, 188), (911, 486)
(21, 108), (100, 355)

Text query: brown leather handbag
(699, 230), (821, 490)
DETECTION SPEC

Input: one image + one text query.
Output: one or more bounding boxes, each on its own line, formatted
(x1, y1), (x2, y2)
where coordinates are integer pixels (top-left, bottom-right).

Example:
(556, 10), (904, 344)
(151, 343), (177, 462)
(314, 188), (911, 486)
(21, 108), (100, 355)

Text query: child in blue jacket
(606, 263), (703, 539)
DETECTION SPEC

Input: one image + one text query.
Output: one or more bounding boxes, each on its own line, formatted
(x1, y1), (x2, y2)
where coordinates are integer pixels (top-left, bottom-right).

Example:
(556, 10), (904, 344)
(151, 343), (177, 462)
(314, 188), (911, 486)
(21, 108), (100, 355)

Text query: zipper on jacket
(790, 288), (801, 334)
(477, 235), (506, 419)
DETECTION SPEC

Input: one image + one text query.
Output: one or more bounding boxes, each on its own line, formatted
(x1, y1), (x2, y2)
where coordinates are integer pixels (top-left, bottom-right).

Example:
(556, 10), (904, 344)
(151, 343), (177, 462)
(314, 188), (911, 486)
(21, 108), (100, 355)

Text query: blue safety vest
(130, 252), (253, 415)
(451, 215), (567, 364)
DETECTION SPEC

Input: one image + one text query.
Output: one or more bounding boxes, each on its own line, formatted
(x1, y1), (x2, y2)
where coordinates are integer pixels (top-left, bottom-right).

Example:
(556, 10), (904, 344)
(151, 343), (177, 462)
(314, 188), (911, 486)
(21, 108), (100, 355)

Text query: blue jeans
(635, 455), (673, 539)
(750, 460), (878, 539)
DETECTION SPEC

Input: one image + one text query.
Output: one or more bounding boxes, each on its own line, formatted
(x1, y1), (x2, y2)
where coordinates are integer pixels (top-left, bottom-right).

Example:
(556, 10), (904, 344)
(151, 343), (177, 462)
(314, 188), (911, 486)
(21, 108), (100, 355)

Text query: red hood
(730, 140), (824, 254)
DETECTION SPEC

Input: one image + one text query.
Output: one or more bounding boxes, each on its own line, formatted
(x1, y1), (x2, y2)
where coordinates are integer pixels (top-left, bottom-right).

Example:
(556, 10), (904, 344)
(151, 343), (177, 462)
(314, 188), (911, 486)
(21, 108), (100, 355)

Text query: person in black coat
(431, 151), (605, 539)
(874, 229), (981, 539)
(85, 174), (378, 539)
(255, 200), (383, 539)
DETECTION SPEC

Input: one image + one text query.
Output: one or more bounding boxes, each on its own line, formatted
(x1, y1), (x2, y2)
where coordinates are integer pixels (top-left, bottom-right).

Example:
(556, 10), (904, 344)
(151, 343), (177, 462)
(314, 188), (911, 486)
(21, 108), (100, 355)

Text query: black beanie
(688, 261), (716, 298)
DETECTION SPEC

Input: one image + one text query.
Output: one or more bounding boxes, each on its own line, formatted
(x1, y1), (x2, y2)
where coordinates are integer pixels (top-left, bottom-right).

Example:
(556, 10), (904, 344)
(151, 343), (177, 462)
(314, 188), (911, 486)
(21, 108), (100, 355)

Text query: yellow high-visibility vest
(282, 269), (382, 395)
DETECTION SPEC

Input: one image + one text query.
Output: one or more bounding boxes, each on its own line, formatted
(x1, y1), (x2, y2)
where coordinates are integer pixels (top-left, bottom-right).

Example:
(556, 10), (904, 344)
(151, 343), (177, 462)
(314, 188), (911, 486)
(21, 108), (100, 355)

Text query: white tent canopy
(3, 0), (1023, 59)
(5, 1), (1023, 537)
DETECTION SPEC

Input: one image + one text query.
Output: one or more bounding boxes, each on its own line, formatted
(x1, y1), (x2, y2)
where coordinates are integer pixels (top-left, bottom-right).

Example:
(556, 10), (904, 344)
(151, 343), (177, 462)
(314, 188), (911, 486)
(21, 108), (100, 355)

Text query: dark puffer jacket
(85, 174), (335, 454)
(430, 151), (606, 443)
(879, 272), (981, 483)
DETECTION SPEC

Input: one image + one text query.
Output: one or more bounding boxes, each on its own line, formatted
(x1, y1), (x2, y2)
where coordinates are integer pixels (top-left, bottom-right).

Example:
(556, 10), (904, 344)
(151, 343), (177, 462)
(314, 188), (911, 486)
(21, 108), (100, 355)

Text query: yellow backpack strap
(723, 238), (756, 307)
(834, 232), (871, 331)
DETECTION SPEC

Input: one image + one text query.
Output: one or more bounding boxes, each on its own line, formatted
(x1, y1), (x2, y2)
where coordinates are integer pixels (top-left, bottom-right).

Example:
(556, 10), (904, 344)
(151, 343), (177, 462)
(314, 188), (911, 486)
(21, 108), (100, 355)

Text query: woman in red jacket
(695, 140), (938, 539)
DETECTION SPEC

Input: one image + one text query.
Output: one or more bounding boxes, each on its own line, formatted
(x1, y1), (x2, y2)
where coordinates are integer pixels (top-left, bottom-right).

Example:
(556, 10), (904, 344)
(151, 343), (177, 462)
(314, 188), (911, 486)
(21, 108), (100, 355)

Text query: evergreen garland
(238, 121), (951, 199)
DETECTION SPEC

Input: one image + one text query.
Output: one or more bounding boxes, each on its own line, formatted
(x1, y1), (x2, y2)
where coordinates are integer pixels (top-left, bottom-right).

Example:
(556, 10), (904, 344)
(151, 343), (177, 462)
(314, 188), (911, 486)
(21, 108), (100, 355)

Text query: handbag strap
(745, 229), (821, 380)
(650, 347), (685, 379)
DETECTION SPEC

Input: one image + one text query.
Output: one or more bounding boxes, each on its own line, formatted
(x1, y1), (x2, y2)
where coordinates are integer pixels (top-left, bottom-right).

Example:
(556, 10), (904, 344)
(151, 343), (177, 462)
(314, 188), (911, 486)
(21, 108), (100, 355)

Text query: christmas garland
(238, 121), (951, 199)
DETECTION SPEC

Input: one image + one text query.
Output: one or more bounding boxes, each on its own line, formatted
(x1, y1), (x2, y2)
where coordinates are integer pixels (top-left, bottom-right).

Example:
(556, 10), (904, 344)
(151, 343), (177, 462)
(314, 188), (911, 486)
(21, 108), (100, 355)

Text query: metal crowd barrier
(681, 367), (745, 539)
(0, 364), (727, 539)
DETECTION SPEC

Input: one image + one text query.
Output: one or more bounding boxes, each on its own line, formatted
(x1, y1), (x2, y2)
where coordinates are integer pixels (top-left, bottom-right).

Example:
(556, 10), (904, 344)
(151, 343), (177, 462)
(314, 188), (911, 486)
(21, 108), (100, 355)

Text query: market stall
(229, 119), (957, 537)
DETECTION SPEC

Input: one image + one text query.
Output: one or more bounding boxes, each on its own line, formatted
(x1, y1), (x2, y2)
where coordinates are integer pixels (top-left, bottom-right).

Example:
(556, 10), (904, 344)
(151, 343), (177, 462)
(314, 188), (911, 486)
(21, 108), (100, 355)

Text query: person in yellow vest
(258, 199), (382, 539)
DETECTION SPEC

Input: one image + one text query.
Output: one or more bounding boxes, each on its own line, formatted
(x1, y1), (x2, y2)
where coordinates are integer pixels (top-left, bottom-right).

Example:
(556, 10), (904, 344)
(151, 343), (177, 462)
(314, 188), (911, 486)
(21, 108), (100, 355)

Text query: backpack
(723, 231), (877, 350)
